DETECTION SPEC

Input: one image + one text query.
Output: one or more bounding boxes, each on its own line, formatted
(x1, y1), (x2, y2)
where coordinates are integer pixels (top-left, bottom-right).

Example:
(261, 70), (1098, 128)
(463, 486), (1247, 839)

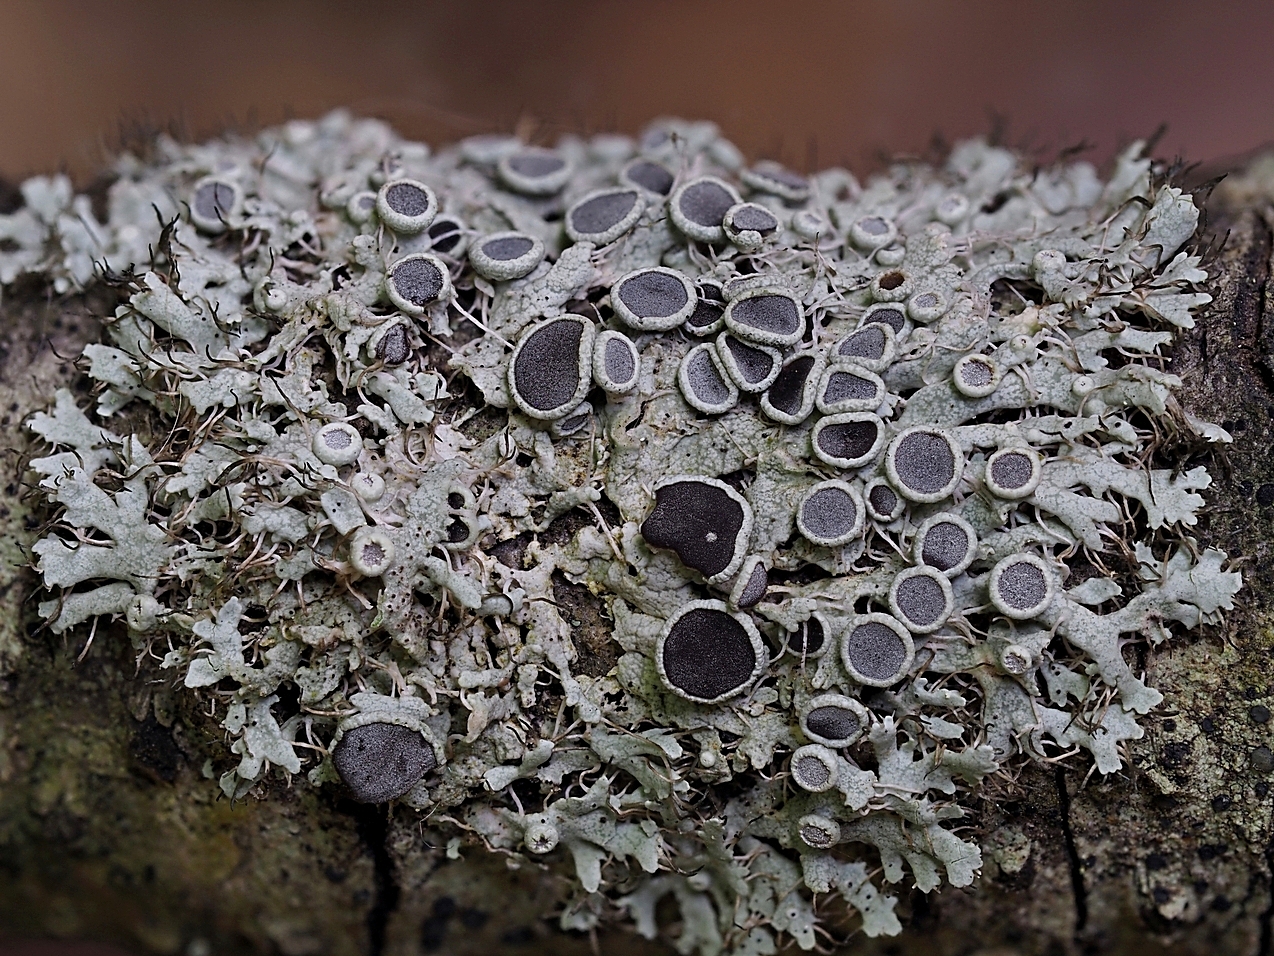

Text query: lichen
(12, 112), (1240, 953)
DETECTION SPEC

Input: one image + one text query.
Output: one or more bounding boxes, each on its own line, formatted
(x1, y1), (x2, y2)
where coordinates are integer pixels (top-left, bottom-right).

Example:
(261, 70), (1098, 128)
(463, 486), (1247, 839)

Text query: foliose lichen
(13, 111), (1242, 952)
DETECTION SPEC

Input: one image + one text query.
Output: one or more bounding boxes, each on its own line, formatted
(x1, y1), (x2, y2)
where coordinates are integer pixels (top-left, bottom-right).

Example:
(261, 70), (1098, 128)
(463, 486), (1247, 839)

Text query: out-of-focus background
(2, 1), (1274, 953)
(2, 0), (1274, 186)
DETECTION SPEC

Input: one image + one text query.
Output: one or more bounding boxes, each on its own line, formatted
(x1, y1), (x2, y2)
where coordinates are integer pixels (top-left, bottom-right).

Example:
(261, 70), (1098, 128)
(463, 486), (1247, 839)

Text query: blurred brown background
(2, 1), (1274, 953)
(2, 0), (1274, 185)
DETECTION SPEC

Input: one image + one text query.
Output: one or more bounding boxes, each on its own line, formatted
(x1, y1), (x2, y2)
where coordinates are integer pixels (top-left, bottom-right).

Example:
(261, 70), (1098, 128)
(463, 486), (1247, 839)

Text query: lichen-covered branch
(0, 114), (1251, 955)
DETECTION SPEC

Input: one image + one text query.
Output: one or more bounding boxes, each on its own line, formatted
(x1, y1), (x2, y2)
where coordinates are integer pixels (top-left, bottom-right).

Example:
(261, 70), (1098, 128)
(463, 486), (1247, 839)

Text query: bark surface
(2, 179), (1274, 956)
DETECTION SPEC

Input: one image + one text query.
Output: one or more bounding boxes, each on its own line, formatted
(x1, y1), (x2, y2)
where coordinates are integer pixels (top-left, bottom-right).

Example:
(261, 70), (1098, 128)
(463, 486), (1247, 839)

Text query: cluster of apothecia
(13, 113), (1237, 950)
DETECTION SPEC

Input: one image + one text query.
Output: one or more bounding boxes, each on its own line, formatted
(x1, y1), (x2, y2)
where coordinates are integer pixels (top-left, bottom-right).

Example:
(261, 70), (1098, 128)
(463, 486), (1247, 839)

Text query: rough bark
(2, 179), (1274, 956)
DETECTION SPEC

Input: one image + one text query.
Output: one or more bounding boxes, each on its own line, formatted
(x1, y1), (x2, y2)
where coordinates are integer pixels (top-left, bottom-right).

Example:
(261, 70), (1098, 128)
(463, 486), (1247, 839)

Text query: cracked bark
(346, 803), (397, 956)
(3, 172), (1274, 956)
(1055, 766), (1089, 936)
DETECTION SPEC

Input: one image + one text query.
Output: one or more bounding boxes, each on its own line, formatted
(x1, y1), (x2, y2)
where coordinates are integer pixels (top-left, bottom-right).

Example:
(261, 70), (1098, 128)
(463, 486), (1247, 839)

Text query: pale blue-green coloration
(10, 111), (1241, 953)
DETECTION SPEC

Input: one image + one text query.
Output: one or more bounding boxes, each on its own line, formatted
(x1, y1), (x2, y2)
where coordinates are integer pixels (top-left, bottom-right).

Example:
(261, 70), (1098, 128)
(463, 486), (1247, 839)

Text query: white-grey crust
(468, 231), (546, 281)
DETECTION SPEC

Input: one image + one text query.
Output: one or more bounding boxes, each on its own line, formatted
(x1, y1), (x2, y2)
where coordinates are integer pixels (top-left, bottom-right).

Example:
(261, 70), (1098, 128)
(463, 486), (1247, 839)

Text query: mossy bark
(2, 182), (1274, 956)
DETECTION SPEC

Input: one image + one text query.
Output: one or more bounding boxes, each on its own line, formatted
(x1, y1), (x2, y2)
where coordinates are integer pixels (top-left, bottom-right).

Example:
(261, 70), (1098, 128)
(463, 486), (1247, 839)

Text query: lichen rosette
(11, 113), (1240, 950)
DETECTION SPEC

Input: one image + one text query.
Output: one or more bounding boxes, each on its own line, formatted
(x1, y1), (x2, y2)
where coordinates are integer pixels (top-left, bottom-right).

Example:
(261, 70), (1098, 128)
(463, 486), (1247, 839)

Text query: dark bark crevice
(1258, 840), (1274, 956)
(1055, 766), (1089, 936)
(346, 801), (401, 956)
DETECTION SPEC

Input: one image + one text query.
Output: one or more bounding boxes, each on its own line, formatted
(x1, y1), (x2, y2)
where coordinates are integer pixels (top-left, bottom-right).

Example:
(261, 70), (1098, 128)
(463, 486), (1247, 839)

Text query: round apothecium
(989, 553), (1056, 620)
(523, 818), (560, 854)
(913, 513), (978, 576)
(797, 814), (841, 849)
(313, 422), (363, 465)
(799, 694), (869, 747)
(786, 612), (830, 658)
(375, 178), (438, 234)
(566, 188), (643, 244)
(385, 253), (453, 314)
(669, 175), (741, 242)
(985, 446), (1042, 499)
(349, 527), (395, 576)
(840, 613), (915, 687)
(790, 744), (839, 792)
(796, 479), (864, 547)
(189, 176), (242, 233)
(655, 600), (765, 704)
(468, 231), (545, 281)
(888, 565), (955, 633)
(350, 471), (385, 502)
(678, 342), (739, 415)
(612, 267), (696, 332)
(885, 426), (965, 503)
(507, 314), (595, 421)
(592, 330), (640, 394)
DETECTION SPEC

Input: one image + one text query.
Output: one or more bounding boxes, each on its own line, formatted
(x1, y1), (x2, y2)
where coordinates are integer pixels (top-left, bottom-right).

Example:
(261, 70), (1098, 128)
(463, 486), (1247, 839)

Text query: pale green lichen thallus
(10, 113), (1240, 952)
